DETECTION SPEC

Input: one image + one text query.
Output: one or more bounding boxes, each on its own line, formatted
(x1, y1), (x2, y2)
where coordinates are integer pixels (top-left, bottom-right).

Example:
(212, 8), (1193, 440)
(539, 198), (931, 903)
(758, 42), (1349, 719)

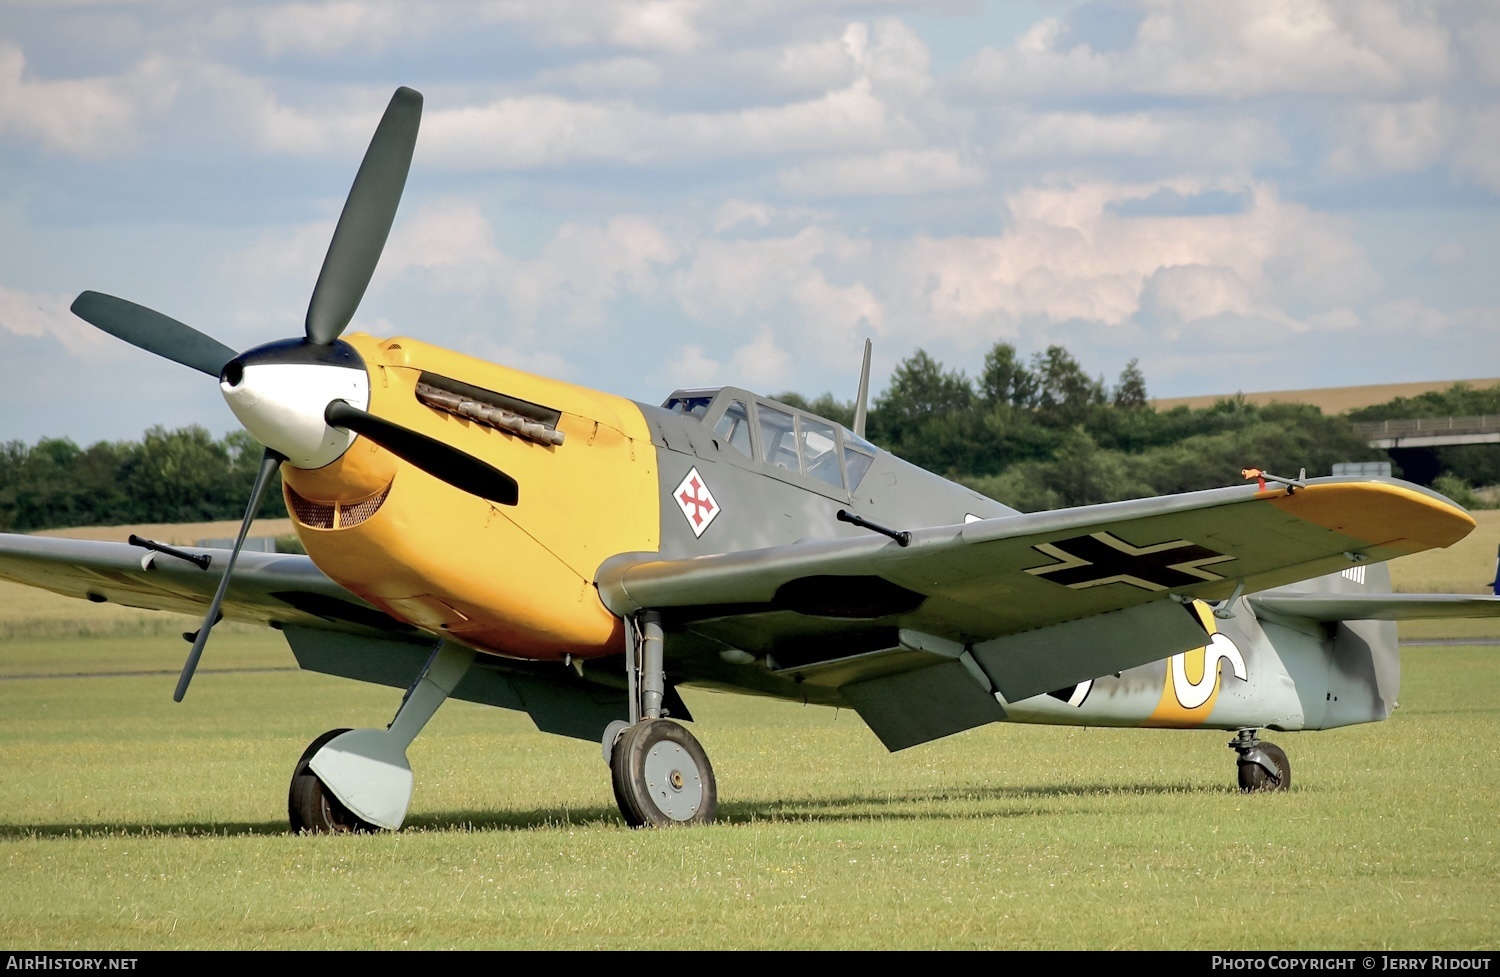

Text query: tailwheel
(1230, 729), (1291, 793)
(610, 719), (717, 828)
(288, 729), (379, 834)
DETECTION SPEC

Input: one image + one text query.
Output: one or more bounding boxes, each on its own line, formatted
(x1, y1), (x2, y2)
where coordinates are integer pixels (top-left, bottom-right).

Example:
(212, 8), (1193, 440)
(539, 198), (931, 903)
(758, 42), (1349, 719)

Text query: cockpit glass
(799, 417), (843, 488)
(757, 404), (799, 473)
(843, 429), (877, 454)
(664, 395), (714, 419)
(845, 449), (874, 490)
(713, 400), (753, 457)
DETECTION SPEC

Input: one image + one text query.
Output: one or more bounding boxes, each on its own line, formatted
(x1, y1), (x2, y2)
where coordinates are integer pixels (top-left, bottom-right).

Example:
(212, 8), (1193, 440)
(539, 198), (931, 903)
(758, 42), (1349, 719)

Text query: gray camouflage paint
(629, 389), (1412, 744)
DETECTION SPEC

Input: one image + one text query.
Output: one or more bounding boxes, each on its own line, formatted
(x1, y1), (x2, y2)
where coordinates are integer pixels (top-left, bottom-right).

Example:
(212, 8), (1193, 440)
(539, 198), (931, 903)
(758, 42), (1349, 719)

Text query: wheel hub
(643, 741), (703, 821)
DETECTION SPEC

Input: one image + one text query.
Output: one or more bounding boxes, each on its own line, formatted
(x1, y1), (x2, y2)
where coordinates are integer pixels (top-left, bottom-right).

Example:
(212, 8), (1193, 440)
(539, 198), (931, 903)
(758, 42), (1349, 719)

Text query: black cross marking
(1024, 532), (1234, 592)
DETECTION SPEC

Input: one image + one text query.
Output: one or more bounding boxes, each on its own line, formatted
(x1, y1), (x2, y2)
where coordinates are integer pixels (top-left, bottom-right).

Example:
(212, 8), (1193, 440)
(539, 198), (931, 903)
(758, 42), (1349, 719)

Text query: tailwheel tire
(288, 729), (379, 834)
(610, 719), (716, 828)
(1237, 741), (1291, 793)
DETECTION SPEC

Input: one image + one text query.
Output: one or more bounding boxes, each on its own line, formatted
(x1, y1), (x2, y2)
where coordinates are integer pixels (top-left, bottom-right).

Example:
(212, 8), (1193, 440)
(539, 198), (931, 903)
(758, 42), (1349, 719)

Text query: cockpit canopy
(663, 387), (877, 492)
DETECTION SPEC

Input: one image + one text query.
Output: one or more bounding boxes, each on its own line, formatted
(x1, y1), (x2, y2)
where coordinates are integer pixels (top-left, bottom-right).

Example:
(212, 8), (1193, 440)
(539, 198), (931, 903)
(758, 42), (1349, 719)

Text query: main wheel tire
(288, 729), (379, 834)
(1237, 741), (1291, 793)
(609, 719), (716, 828)
(609, 724), (647, 828)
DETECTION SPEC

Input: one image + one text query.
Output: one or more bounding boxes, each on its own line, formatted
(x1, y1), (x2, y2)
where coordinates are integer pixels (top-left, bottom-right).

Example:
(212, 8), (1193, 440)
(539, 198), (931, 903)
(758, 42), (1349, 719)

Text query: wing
(600, 478), (1474, 728)
(0, 533), (412, 637)
(1249, 592), (1500, 621)
(0, 533), (655, 742)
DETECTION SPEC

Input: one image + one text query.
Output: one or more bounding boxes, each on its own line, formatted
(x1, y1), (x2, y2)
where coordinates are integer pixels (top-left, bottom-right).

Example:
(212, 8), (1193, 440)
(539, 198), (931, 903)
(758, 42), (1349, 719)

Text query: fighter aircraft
(3, 87), (1498, 831)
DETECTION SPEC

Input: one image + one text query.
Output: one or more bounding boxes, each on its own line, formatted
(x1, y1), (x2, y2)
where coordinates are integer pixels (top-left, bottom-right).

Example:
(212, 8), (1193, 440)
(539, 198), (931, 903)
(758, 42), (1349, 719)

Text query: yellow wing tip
(1269, 481), (1476, 553)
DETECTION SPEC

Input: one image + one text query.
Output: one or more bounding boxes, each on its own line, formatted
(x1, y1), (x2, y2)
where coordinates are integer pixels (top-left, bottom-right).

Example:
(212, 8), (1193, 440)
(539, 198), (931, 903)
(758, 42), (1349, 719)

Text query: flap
(1249, 592), (1500, 622)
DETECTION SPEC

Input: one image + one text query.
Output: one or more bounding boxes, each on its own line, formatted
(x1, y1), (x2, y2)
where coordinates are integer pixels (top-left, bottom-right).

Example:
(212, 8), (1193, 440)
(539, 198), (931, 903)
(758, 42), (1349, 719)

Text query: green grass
(0, 627), (1496, 949)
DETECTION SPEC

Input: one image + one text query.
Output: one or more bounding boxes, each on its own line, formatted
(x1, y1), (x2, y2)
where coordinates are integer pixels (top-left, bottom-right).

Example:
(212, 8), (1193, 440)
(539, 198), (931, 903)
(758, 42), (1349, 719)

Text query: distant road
(1153, 377), (1500, 414)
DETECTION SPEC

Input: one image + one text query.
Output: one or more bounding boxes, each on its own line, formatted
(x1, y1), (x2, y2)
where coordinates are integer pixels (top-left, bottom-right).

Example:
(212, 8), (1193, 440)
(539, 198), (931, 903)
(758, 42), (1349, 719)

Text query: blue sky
(2, 0), (1498, 443)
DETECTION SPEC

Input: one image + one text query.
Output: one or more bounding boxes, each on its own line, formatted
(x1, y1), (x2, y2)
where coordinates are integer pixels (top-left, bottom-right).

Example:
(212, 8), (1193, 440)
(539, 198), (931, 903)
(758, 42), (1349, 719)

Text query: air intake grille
(285, 483), (390, 530)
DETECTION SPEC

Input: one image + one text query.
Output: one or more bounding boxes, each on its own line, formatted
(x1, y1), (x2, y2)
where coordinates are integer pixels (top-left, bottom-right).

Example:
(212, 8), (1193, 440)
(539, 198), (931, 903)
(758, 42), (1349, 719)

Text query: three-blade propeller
(70, 87), (521, 700)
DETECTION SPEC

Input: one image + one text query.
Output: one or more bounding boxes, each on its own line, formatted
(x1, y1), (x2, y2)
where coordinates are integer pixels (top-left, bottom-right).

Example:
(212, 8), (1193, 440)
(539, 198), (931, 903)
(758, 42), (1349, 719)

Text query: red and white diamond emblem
(673, 467), (720, 537)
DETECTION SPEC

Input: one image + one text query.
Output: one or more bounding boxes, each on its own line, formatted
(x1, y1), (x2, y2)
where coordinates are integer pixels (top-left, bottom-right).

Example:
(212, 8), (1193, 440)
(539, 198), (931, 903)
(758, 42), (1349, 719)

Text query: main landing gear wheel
(1238, 742), (1290, 792)
(610, 719), (717, 828)
(1230, 729), (1290, 793)
(288, 729), (379, 834)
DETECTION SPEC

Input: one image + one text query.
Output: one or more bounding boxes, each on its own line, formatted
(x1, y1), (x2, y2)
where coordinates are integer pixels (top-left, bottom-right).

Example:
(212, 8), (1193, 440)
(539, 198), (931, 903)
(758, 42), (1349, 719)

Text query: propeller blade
(304, 86), (423, 346)
(70, 291), (237, 377)
(325, 400), (518, 505)
(174, 448), (285, 702)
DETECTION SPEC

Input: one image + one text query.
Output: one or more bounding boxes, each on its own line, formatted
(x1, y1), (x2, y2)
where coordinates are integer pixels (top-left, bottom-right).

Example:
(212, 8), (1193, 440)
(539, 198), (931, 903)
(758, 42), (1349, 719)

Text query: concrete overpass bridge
(1355, 416), (1500, 449)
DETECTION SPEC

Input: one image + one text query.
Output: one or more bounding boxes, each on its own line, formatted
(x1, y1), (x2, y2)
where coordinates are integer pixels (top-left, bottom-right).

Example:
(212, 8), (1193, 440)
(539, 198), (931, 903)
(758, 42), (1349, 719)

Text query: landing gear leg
(1229, 728), (1290, 792)
(603, 611), (717, 827)
(288, 641), (475, 833)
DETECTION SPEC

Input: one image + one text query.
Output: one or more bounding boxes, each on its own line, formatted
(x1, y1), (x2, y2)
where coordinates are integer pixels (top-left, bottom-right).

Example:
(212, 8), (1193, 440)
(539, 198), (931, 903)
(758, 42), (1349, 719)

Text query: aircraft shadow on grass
(0, 781), (1244, 838)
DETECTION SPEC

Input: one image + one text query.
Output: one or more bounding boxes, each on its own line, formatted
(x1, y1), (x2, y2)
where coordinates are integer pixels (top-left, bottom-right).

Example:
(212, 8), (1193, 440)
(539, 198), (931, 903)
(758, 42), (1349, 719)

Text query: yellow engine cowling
(280, 333), (661, 660)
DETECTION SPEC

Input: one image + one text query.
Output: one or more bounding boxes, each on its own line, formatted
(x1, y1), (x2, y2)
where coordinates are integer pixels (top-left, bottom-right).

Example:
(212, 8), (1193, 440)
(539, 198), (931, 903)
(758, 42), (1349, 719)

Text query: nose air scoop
(220, 340), (371, 469)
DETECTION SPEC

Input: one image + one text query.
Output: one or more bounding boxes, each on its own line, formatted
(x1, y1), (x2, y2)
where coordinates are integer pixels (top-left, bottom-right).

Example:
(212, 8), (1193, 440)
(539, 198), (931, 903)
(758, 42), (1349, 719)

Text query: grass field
(0, 520), (1496, 948)
(0, 627), (1496, 948)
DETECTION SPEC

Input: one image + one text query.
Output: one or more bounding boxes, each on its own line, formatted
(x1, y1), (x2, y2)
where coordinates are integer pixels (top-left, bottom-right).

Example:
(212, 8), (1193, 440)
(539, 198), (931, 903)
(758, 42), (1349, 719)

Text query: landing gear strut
(605, 611), (717, 827)
(289, 728), (376, 833)
(1230, 728), (1290, 792)
(287, 641), (475, 833)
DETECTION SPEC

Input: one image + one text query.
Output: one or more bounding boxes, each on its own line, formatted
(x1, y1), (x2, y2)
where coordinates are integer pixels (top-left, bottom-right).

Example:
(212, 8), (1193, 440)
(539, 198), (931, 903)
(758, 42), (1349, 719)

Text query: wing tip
(1270, 480), (1476, 552)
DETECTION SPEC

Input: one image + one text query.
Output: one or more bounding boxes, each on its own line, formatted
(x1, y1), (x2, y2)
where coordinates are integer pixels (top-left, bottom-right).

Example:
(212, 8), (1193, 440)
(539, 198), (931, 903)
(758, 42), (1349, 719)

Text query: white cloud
(885, 178), (1379, 345)
(534, 56), (664, 90)
(757, 27), (863, 93)
(1431, 243), (1466, 267)
(481, 0), (706, 53)
(994, 110), (1285, 165)
(0, 41), (174, 154)
(1329, 97), (1456, 173)
(789, 275), (883, 359)
(662, 344), (721, 388)
(780, 149), (985, 196)
(247, 1), (413, 55)
(1140, 265), (1253, 324)
(1367, 298), (1450, 337)
(183, 65), (385, 157)
(1464, 16), (1500, 88)
(672, 226), (860, 320)
(712, 199), (773, 232)
(1455, 106), (1500, 192)
(378, 201), (678, 331)
(419, 76), (908, 169)
(959, 0), (1452, 98)
(727, 330), (791, 389)
(473, 342), (575, 381)
(0, 285), (107, 358)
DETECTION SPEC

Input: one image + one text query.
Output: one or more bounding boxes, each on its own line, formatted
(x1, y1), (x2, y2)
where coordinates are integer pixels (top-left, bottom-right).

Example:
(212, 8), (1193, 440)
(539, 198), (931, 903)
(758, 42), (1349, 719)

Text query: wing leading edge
(0, 533), (410, 637)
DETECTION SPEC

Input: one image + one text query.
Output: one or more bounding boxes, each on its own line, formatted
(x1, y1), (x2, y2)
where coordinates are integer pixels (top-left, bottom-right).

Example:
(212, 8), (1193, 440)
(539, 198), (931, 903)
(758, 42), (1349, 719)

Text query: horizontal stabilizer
(1249, 592), (1500, 622)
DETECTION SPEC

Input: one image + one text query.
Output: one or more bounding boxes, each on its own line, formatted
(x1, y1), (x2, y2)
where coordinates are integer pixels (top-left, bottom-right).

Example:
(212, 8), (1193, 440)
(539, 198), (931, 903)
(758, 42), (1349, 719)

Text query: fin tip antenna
(853, 337), (872, 439)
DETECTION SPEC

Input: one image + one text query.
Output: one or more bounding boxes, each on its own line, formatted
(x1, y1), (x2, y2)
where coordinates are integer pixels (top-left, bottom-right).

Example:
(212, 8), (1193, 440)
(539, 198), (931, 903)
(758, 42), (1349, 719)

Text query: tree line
(0, 427), (286, 532)
(0, 342), (1491, 530)
(779, 342), (1486, 512)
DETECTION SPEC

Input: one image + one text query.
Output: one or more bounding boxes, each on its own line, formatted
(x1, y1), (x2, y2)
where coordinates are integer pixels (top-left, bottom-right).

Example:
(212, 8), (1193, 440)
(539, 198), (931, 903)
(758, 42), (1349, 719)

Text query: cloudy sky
(2, 0), (1498, 444)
